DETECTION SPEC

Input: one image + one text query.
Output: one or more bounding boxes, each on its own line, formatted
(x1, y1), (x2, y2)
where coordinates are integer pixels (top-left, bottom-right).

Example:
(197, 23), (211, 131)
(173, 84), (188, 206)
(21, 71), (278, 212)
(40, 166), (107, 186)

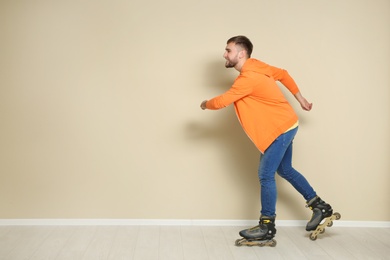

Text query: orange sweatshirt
(206, 58), (299, 153)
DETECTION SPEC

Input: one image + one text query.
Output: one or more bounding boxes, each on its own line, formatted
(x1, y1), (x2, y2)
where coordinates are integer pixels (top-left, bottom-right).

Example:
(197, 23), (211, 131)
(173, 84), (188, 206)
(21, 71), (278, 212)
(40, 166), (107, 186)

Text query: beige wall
(0, 0), (389, 221)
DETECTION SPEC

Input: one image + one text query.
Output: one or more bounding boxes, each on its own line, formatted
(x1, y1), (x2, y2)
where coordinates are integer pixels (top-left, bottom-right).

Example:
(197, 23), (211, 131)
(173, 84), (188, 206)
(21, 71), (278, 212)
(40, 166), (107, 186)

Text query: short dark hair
(227, 35), (253, 57)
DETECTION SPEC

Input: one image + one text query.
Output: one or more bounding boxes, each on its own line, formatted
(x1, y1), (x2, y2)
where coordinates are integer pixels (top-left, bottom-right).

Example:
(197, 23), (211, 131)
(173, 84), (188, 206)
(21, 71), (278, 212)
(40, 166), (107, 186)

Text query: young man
(200, 36), (333, 243)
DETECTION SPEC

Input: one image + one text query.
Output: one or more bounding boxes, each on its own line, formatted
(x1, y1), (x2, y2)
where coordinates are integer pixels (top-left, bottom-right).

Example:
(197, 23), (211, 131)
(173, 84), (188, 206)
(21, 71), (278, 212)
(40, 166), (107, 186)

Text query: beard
(225, 61), (235, 68)
(225, 57), (238, 68)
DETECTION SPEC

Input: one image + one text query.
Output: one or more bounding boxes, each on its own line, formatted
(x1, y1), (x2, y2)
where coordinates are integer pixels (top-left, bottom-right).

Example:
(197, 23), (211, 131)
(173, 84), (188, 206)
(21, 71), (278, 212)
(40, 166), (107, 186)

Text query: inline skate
(306, 196), (341, 240)
(235, 215), (277, 247)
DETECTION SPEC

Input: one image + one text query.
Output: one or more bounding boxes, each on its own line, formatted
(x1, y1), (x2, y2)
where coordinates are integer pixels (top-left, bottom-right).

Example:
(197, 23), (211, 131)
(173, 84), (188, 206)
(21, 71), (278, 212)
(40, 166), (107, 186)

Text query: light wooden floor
(0, 225), (389, 260)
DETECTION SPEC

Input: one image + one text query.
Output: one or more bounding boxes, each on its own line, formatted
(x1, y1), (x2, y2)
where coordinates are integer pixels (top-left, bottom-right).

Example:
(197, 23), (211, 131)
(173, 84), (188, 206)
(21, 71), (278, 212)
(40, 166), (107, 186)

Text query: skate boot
(235, 215), (277, 247)
(306, 196), (333, 231)
(306, 196), (341, 240)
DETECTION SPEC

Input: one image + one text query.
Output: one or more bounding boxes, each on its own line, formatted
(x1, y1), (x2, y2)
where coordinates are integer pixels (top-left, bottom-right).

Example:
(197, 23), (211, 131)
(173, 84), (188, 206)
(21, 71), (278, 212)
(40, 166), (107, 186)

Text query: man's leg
(258, 127), (299, 216)
(276, 138), (317, 201)
(276, 129), (333, 231)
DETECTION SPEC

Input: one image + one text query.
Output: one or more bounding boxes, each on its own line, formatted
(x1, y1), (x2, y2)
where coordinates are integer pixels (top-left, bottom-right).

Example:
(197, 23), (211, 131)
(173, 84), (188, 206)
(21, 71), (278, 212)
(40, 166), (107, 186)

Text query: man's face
(223, 42), (241, 68)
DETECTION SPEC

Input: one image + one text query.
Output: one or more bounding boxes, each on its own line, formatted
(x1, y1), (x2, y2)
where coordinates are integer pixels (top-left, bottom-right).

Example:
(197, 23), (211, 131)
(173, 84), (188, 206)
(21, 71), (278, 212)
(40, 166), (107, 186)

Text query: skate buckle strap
(305, 204), (314, 210)
(248, 226), (259, 231)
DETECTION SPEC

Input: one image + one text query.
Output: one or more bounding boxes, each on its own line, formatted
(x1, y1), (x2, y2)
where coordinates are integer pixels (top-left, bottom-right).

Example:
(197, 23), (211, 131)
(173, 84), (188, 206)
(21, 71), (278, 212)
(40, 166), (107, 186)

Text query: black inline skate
(306, 196), (341, 240)
(235, 215), (277, 247)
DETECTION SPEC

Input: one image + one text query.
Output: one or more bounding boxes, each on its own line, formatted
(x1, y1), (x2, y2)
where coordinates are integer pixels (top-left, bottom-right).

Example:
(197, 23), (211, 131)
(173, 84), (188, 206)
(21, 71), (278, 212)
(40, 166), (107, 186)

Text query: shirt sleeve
(267, 65), (300, 95)
(206, 74), (253, 110)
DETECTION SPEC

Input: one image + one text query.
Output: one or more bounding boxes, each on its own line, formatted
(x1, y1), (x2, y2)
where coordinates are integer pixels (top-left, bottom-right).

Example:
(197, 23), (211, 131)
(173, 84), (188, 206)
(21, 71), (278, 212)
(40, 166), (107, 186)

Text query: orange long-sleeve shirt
(206, 58), (299, 153)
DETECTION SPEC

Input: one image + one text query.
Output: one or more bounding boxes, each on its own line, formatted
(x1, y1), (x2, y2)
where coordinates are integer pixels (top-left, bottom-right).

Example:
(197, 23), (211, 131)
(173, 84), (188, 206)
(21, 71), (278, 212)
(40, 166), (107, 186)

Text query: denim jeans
(258, 127), (317, 217)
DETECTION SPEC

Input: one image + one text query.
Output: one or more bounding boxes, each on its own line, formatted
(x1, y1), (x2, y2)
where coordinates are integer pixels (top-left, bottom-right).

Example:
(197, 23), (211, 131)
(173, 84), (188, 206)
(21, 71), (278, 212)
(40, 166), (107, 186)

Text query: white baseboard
(0, 219), (389, 228)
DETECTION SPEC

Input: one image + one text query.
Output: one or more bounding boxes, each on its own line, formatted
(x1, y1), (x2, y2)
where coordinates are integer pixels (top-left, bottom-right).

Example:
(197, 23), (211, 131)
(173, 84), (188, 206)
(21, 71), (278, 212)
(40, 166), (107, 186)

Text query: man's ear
(238, 50), (246, 59)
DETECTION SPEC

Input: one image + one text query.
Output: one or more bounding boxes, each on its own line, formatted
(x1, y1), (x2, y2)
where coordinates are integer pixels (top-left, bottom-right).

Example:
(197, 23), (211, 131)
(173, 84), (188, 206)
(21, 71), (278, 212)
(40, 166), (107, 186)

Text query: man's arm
(200, 77), (253, 110)
(265, 64), (300, 95)
(267, 63), (312, 111)
(294, 91), (313, 111)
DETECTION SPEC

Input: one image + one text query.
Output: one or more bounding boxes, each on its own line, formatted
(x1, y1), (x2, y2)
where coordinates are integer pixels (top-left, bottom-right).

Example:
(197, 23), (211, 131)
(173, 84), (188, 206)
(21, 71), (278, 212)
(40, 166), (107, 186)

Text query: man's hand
(200, 100), (208, 110)
(299, 97), (313, 111)
(294, 92), (313, 111)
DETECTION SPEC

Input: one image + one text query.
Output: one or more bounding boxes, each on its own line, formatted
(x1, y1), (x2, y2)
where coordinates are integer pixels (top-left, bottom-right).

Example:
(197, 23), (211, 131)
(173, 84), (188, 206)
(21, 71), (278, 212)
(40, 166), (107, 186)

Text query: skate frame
(309, 212), (341, 241)
(235, 237), (277, 247)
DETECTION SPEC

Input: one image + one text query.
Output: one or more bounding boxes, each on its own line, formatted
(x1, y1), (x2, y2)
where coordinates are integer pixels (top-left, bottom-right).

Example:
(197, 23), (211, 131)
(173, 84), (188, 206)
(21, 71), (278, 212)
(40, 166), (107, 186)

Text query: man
(200, 36), (333, 244)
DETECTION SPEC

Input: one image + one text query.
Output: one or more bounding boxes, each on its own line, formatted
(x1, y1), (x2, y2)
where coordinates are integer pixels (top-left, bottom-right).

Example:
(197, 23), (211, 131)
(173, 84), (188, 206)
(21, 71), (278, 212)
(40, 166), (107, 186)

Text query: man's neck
(235, 58), (248, 72)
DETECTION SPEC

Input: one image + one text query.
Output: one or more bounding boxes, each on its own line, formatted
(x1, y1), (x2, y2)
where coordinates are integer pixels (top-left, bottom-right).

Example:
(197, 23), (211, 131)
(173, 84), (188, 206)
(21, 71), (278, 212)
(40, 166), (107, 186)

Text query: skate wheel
(334, 212), (341, 220)
(327, 221), (333, 227)
(235, 238), (243, 247)
(320, 228), (325, 234)
(270, 239), (277, 247)
(310, 234), (317, 241)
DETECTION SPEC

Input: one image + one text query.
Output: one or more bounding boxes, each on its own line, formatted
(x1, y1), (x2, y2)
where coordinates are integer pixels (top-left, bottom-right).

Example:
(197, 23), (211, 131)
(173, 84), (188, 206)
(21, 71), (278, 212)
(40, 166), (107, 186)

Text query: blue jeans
(258, 127), (317, 217)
